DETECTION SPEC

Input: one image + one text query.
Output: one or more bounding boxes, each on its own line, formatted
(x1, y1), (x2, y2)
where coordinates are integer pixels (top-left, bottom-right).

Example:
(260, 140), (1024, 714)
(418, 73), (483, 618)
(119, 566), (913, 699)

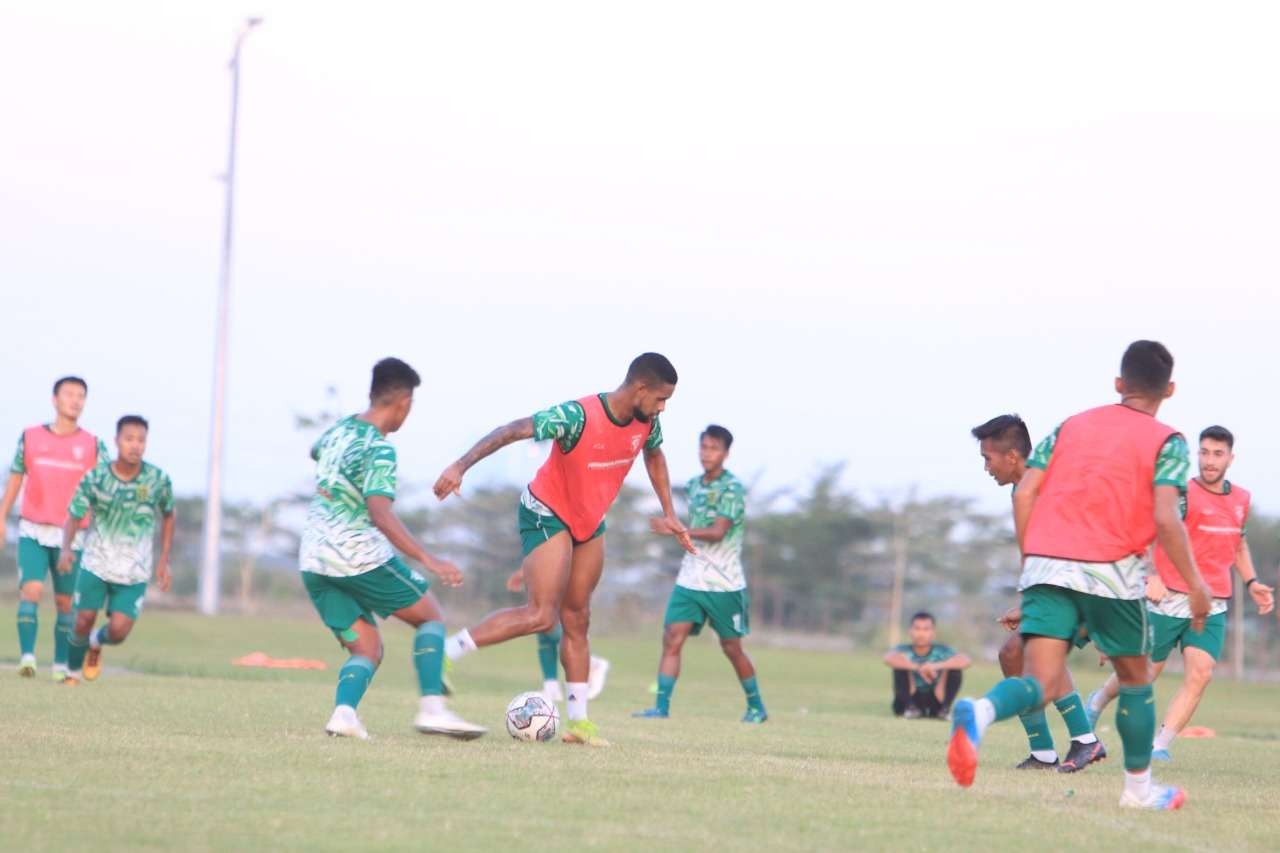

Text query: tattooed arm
(433, 418), (535, 500)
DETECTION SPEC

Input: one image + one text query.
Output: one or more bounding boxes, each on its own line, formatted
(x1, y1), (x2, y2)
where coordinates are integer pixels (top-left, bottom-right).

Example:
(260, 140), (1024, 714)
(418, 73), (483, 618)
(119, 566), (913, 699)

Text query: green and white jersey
(531, 395), (663, 458)
(68, 462), (174, 585)
(1148, 590), (1229, 619)
(675, 469), (747, 592)
(300, 416), (397, 577)
(11, 429), (111, 549)
(1019, 425), (1191, 600)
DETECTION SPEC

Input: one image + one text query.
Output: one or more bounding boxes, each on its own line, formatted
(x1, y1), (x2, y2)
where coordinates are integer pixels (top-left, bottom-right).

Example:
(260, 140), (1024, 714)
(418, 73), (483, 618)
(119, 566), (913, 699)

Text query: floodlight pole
(199, 17), (263, 616)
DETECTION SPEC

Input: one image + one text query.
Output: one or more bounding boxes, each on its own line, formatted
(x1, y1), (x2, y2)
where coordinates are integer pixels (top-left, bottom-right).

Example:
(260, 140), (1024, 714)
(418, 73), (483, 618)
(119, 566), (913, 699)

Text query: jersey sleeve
(67, 470), (95, 520)
(532, 401), (586, 454)
(361, 440), (397, 499)
(1153, 435), (1190, 489)
(645, 415), (663, 450)
(94, 437), (111, 472)
(1027, 424), (1061, 471)
(10, 432), (24, 474)
(157, 472), (175, 514)
(716, 480), (746, 523)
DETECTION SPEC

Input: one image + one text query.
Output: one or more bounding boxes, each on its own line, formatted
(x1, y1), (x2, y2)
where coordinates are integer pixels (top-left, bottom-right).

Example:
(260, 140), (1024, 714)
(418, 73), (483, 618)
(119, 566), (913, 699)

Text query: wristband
(1246, 577), (1258, 589)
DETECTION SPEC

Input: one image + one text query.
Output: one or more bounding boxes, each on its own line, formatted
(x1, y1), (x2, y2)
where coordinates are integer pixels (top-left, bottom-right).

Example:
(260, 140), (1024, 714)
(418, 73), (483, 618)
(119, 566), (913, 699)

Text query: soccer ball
(505, 691), (560, 742)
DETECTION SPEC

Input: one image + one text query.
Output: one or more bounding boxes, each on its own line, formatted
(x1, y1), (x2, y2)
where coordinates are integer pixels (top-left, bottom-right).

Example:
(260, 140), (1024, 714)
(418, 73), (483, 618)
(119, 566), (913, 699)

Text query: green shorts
(1150, 610), (1226, 663)
(664, 585), (750, 639)
(1020, 584), (1151, 658)
(518, 502), (605, 557)
(74, 571), (147, 620)
(301, 557), (429, 642)
(18, 537), (81, 596)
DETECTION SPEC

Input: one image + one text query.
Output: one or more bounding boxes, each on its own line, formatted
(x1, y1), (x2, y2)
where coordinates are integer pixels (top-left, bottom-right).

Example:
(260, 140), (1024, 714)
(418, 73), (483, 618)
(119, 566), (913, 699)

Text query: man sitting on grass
(884, 611), (971, 719)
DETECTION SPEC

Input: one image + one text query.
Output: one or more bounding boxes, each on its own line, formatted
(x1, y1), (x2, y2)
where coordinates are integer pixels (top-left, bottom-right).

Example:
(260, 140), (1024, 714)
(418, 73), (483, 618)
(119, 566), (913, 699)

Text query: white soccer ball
(505, 691), (560, 742)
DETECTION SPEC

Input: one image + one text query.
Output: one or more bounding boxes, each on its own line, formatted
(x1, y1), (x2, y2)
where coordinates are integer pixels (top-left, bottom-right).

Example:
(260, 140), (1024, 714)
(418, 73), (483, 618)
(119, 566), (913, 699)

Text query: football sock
(17, 601), (38, 656)
(414, 622), (446, 696)
(983, 676), (1043, 727)
(656, 673), (676, 714)
(537, 627), (562, 681)
(1117, 684), (1156, 771)
(1055, 692), (1098, 743)
(566, 682), (588, 721)
(740, 675), (764, 712)
(335, 655), (376, 710)
(91, 624), (123, 648)
(1124, 767), (1152, 801)
(1018, 708), (1055, 753)
(54, 611), (74, 664)
(444, 628), (477, 662)
(67, 629), (90, 672)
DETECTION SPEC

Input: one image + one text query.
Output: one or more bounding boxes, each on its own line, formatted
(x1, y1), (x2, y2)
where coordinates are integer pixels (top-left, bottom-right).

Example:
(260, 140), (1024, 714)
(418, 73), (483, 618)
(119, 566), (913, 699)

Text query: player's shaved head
(625, 352), (678, 387)
(970, 415), (1030, 459)
(370, 357), (421, 403)
(1119, 340), (1174, 397)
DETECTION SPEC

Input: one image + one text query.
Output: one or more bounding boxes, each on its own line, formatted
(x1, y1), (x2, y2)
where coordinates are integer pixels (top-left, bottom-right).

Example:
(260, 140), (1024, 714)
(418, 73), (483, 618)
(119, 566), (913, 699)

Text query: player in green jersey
(59, 416), (174, 685)
(972, 414), (1105, 772)
(633, 425), (767, 722)
(300, 358), (483, 740)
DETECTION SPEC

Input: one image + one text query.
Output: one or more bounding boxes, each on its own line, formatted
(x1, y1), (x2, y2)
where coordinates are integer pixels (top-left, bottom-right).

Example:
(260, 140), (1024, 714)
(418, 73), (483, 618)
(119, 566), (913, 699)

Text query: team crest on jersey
(630, 435), (642, 452)
(137, 484), (151, 502)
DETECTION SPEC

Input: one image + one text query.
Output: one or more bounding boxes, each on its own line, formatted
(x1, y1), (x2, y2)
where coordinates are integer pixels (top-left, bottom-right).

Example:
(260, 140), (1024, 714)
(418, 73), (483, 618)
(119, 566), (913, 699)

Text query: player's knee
(719, 638), (744, 659)
(1185, 659), (1215, 690)
(528, 605), (561, 636)
(559, 606), (590, 637)
(997, 642), (1022, 677)
(19, 582), (43, 602)
(109, 623), (133, 643)
(661, 625), (686, 650)
(54, 595), (73, 614)
(73, 612), (96, 634)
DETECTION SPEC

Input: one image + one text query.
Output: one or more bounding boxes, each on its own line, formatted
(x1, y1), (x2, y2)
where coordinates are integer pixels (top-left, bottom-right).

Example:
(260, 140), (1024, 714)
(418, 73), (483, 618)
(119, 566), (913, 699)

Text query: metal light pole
(199, 17), (263, 616)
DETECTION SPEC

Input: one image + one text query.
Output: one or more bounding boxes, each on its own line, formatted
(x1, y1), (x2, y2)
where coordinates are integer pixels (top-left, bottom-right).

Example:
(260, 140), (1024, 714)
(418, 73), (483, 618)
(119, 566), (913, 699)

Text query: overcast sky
(3, 1), (1278, 515)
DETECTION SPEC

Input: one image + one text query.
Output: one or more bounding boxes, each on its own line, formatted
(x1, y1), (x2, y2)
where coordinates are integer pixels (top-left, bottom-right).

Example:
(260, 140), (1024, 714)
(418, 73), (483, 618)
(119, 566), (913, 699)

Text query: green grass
(1, 604), (1276, 851)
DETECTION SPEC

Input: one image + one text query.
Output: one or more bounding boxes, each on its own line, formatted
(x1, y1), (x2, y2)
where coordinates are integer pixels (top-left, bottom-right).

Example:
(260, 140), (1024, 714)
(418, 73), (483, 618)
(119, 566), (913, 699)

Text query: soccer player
(1, 376), (110, 680)
(946, 341), (1211, 811)
(884, 611), (970, 719)
(300, 358), (483, 740)
(972, 414), (1105, 772)
(433, 352), (694, 747)
(1085, 425), (1274, 759)
(59, 416), (173, 685)
(632, 424), (768, 723)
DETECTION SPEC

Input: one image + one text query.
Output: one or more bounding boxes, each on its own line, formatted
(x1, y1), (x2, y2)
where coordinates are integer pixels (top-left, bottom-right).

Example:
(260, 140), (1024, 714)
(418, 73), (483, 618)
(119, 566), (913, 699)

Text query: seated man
(884, 611), (971, 719)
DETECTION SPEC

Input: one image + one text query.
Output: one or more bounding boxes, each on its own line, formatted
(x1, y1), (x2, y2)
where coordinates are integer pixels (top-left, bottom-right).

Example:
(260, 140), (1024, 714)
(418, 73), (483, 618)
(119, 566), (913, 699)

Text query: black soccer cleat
(1058, 739), (1107, 773)
(1015, 754), (1060, 770)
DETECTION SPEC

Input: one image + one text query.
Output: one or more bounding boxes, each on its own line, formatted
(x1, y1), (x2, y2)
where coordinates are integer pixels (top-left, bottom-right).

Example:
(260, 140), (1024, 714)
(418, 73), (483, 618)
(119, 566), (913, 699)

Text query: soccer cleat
(587, 656), (611, 700)
(946, 698), (981, 787)
(1059, 739), (1107, 773)
(935, 707), (951, 722)
(441, 657), (455, 697)
(325, 705), (369, 740)
(1119, 782), (1186, 810)
(1151, 748), (1172, 762)
(84, 647), (103, 682)
(902, 706), (922, 719)
(61, 674), (81, 686)
(51, 663), (68, 682)
(631, 707), (669, 719)
(414, 709), (486, 740)
(562, 718), (610, 747)
(741, 707), (768, 724)
(18, 655), (37, 678)
(1015, 755), (1060, 770)
(1085, 689), (1104, 730)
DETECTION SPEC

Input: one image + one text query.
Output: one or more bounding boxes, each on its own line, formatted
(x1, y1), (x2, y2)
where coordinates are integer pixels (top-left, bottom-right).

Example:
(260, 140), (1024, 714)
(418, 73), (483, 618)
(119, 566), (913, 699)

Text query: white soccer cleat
(325, 705), (370, 740)
(587, 656), (611, 701)
(1118, 782), (1186, 811)
(18, 654), (37, 678)
(414, 708), (487, 740)
(542, 680), (564, 703)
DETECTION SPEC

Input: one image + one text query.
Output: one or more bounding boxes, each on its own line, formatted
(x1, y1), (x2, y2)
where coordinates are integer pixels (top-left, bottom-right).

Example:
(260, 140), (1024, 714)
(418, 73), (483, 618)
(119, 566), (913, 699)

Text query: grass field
(1, 603), (1277, 851)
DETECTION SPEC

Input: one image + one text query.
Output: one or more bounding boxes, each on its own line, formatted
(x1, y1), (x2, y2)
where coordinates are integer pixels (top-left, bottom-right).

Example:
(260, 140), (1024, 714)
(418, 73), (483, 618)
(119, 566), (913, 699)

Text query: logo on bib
(630, 435), (642, 453)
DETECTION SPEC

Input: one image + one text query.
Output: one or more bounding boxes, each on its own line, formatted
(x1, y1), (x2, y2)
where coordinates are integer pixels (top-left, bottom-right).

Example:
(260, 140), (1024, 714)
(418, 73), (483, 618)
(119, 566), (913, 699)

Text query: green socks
(54, 612), (74, 665)
(656, 673), (676, 714)
(1116, 684), (1156, 771)
(1054, 692), (1094, 739)
(985, 676), (1043, 721)
(17, 601), (38, 656)
(335, 655), (376, 709)
(741, 676), (765, 712)
(537, 625), (562, 681)
(1018, 709), (1054, 752)
(67, 630), (90, 672)
(414, 621), (446, 696)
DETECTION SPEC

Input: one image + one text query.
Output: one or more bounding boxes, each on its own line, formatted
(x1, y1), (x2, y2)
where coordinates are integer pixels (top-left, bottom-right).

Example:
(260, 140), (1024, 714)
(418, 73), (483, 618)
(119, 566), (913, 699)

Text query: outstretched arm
(367, 495), (463, 586)
(433, 417), (535, 500)
(643, 446), (696, 554)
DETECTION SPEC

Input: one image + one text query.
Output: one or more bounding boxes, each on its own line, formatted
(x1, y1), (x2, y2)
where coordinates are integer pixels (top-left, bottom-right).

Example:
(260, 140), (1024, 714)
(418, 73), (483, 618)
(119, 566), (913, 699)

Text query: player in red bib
(1086, 425), (1274, 759)
(945, 341), (1211, 811)
(1, 376), (110, 680)
(433, 353), (695, 746)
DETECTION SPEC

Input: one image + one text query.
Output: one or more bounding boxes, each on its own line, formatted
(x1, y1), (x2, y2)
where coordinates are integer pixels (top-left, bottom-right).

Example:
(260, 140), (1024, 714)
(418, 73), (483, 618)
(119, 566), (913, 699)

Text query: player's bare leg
(634, 622), (692, 719)
(560, 535), (607, 745)
(326, 617), (382, 739)
(79, 610), (134, 682)
(459, 533), (572, 650)
(1150, 647), (1214, 760)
